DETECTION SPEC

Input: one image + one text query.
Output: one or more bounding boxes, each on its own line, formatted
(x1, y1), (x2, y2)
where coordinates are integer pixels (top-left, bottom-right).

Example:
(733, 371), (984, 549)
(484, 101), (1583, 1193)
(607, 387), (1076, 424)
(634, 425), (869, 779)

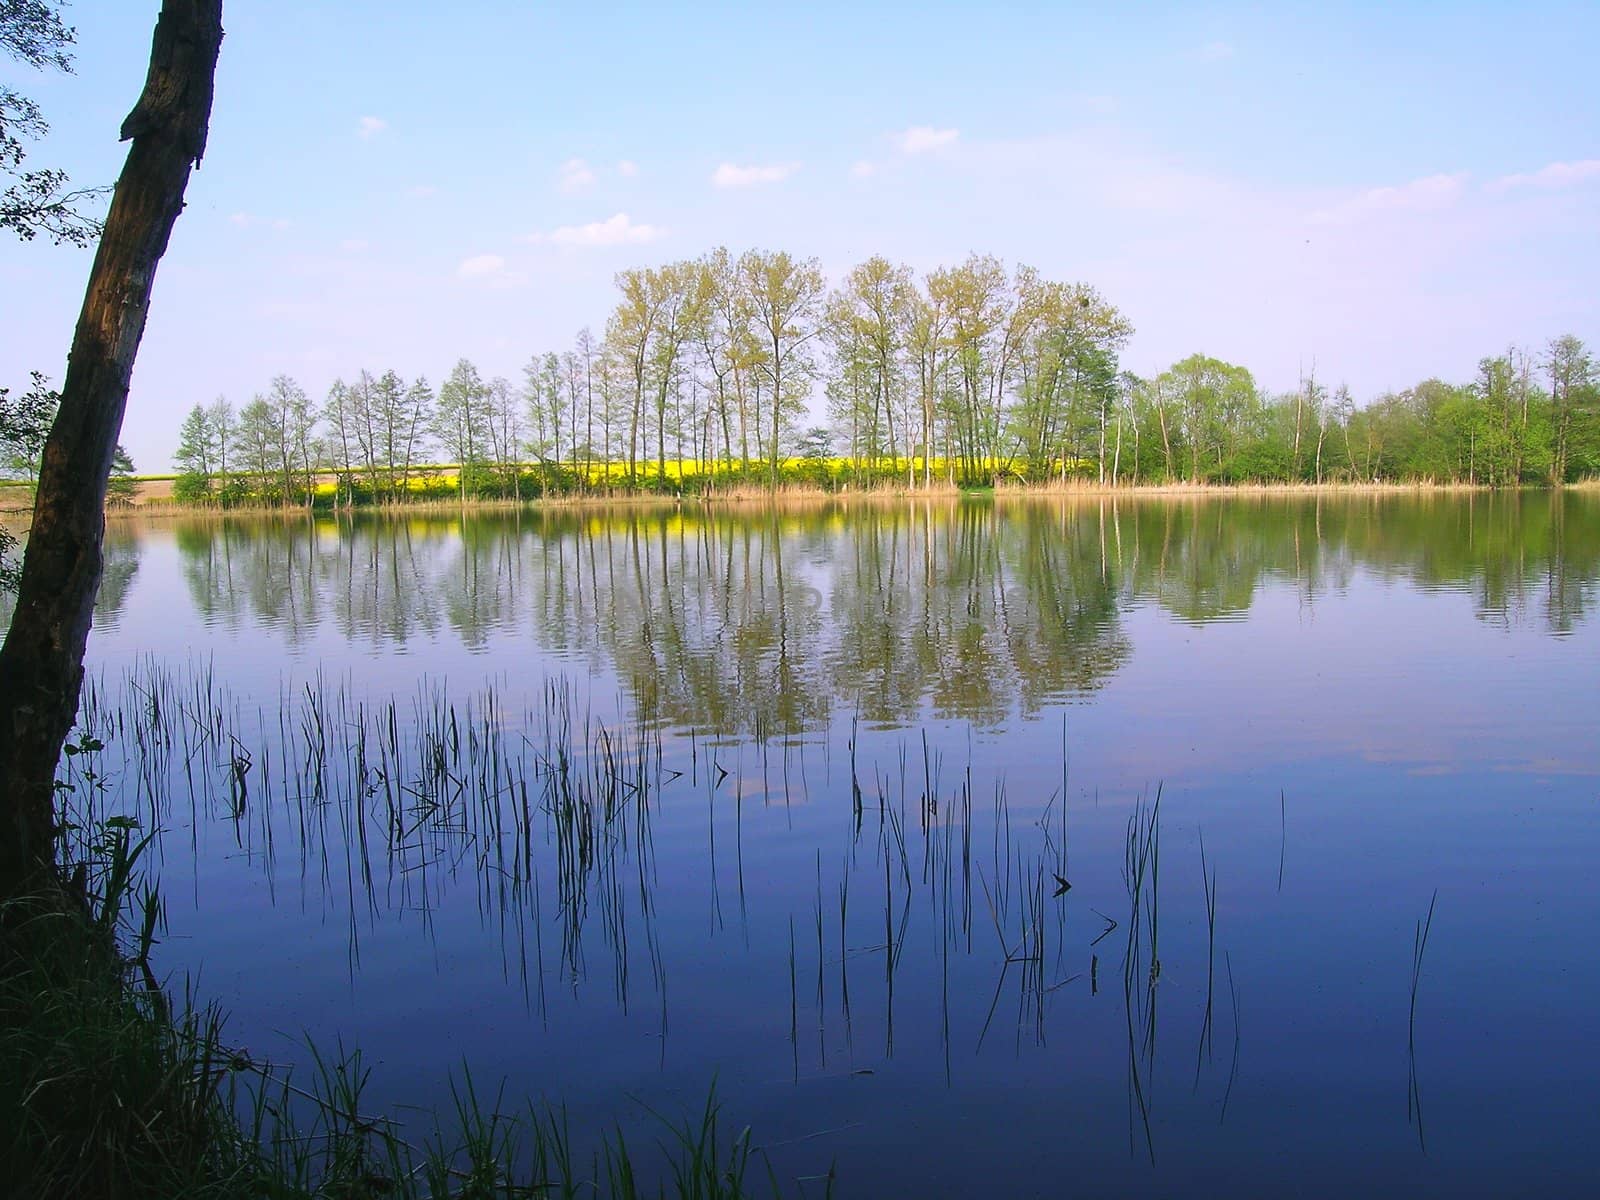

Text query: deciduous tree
(0, 0), (224, 896)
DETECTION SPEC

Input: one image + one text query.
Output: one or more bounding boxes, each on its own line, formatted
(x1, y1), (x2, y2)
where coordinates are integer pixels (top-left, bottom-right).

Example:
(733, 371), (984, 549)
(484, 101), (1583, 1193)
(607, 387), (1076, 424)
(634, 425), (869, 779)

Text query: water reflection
(124, 492), (1600, 735)
(59, 492), (1600, 1197)
(95, 525), (142, 626)
(69, 662), (1249, 1172)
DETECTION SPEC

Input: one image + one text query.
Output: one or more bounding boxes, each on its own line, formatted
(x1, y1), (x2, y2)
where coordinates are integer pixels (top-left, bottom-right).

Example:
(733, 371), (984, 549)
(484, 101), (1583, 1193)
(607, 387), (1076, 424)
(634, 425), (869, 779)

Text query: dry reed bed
(87, 475), (1600, 524)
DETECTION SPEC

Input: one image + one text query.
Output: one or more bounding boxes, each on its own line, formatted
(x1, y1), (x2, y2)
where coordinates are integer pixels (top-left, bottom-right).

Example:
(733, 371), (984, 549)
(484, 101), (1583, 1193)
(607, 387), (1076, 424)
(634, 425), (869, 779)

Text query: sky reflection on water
(64, 492), (1600, 1197)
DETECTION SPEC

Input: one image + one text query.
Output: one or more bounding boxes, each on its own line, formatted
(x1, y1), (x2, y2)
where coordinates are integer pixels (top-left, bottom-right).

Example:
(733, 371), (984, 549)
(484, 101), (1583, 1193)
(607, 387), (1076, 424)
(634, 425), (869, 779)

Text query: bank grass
(0, 885), (245, 1199)
(102, 467), (1598, 521)
(992, 475), (1510, 498)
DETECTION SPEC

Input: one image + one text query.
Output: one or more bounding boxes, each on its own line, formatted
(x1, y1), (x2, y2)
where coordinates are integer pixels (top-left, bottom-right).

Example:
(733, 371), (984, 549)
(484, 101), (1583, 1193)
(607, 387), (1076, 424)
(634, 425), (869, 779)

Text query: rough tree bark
(0, 0), (223, 897)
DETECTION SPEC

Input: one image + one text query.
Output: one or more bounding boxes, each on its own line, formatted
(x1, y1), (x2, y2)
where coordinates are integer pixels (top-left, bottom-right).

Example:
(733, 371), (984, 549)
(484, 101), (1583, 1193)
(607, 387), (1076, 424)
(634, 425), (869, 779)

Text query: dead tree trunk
(0, 0), (223, 897)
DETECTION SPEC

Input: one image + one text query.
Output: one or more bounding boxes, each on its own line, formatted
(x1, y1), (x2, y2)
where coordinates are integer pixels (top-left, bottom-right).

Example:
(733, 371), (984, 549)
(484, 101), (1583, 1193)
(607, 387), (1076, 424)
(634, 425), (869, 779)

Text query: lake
(53, 492), (1600, 1196)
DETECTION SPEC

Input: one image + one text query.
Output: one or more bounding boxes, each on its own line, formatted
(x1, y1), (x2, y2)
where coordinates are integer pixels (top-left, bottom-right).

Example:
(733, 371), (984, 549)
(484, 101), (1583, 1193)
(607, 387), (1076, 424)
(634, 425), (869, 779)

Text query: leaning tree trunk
(0, 0), (224, 897)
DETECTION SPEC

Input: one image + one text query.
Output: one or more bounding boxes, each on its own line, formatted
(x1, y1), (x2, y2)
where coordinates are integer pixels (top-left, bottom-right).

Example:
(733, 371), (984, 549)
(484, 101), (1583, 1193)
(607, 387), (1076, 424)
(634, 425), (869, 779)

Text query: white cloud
(457, 254), (506, 279)
(853, 128), (958, 177)
(558, 158), (639, 189)
(1489, 159), (1600, 192)
(711, 161), (800, 188)
(406, 184), (438, 198)
(1194, 40), (1235, 61)
(228, 211), (252, 227)
(339, 238), (370, 253)
(357, 115), (388, 139)
(531, 212), (666, 248)
(558, 157), (597, 192)
(895, 126), (959, 155)
(456, 254), (525, 286)
(1310, 172), (1467, 224)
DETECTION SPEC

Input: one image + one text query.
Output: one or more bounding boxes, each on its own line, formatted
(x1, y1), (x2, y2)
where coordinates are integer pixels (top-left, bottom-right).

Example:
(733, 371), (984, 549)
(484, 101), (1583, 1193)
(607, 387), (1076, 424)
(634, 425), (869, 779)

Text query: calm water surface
(61, 494), (1600, 1195)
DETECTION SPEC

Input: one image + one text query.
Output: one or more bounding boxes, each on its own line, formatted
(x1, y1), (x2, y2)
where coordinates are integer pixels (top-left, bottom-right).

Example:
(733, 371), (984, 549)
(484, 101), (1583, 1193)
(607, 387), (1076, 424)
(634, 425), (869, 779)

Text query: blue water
(66, 493), (1600, 1196)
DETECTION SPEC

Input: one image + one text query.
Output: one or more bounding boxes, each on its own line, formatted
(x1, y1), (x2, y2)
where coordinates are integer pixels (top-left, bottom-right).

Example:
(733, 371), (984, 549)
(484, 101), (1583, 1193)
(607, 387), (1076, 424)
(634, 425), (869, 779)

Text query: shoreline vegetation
(4, 253), (1598, 511)
(4, 469), (1598, 526)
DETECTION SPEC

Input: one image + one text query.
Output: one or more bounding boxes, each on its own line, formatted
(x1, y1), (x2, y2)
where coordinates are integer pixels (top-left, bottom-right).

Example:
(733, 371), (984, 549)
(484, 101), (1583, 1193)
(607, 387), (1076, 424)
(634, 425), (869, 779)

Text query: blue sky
(4, 1), (1598, 470)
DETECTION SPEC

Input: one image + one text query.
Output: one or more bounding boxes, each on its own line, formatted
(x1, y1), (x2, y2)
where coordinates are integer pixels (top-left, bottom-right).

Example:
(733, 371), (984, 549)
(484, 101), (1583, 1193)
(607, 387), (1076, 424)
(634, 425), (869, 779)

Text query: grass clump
(0, 893), (247, 1198)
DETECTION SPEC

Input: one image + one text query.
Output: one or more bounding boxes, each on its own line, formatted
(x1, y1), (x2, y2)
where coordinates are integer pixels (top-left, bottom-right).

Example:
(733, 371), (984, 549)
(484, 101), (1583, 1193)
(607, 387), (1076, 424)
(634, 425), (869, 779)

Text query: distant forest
(7, 251), (1597, 503)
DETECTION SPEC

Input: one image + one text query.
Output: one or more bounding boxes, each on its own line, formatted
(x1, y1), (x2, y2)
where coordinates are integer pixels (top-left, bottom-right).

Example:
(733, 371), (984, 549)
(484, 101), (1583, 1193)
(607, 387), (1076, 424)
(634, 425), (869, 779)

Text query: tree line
(116, 250), (1600, 504)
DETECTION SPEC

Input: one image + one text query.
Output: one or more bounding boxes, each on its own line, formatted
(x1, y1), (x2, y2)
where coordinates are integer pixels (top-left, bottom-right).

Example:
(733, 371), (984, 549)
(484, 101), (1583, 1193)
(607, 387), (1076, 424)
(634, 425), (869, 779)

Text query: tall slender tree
(435, 359), (489, 504)
(0, 0), (224, 896)
(740, 249), (824, 488)
(1545, 335), (1593, 484)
